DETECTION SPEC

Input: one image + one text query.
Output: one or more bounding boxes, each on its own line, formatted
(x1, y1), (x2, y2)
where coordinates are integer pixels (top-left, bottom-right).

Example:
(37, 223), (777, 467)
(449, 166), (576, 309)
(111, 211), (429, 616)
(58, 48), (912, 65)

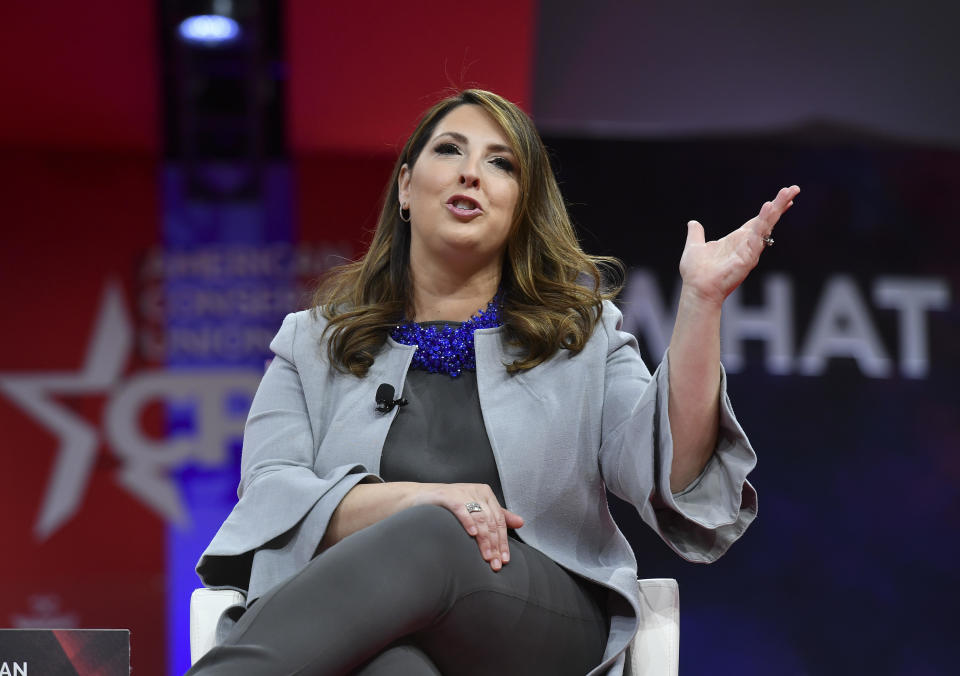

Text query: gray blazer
(197, 300), (758, 676)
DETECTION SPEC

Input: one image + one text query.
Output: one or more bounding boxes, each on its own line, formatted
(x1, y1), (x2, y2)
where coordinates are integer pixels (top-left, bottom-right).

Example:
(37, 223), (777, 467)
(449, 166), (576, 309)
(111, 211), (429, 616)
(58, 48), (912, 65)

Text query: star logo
(0, 281), (260, 540)
(0, 281), (132, 539)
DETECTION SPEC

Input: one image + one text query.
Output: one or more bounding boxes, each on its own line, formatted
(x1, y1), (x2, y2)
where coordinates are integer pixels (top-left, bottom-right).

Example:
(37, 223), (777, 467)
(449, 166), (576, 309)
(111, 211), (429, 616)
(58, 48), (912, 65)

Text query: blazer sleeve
(195, 312), (379, 601)
(597, 300), (758, 563)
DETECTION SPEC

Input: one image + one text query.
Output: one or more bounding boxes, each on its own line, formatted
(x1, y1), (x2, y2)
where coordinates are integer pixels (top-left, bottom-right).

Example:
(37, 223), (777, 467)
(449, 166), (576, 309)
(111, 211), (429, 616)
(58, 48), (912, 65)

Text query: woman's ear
(397, 164), (411, 207)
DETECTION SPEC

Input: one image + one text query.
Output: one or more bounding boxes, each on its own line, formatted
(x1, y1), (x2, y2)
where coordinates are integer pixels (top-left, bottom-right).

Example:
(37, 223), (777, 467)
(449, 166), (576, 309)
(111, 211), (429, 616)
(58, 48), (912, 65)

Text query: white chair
(628, 578), (680, 676)
(189, 587), (246, 664)
(190, 578), (679, 675)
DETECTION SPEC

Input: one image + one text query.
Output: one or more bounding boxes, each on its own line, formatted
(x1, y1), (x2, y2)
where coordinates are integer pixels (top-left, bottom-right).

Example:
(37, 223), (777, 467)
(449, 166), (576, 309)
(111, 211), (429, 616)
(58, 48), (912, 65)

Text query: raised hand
(678, 185), (800, 306)
(412, 483), (524, 572)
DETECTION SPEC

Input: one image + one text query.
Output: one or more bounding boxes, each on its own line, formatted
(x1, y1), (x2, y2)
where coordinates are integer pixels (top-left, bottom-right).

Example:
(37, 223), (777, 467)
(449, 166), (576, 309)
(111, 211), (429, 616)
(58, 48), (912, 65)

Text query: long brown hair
(312, 89), (622, 377)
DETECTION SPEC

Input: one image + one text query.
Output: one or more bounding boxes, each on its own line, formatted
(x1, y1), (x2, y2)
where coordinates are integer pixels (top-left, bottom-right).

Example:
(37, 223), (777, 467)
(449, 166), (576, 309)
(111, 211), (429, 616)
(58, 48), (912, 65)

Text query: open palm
(679, 185), (800, 305)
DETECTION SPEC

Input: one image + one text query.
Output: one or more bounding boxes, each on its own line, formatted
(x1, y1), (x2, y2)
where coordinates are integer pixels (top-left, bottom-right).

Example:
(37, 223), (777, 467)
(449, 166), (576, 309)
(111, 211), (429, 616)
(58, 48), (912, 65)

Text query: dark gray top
(380, 365), (506, 508)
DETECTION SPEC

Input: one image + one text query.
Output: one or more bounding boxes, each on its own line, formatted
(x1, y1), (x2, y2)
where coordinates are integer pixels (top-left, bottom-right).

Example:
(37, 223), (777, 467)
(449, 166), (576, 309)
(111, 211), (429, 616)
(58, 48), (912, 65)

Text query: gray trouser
(187, 504), (609, 675)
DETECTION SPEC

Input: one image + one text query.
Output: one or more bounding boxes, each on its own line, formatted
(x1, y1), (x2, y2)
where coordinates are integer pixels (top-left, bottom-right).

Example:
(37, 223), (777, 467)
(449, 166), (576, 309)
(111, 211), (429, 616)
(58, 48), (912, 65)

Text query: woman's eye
(435, 142), (460, 155)
(490, 157), (515, 173)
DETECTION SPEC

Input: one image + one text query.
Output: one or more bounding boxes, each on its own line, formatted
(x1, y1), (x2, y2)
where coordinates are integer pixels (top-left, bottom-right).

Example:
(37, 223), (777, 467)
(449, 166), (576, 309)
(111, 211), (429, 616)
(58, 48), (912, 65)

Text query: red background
(0, 2), (535, 674)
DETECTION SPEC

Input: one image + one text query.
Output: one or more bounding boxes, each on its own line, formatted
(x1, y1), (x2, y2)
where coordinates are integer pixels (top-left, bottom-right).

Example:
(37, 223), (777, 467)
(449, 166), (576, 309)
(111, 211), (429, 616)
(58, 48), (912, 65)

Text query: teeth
(454, 200), (475, 209)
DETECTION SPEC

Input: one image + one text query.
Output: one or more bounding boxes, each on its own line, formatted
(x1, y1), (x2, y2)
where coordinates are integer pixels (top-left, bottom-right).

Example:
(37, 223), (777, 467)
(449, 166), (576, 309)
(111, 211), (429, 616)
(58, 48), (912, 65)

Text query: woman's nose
(459, 158), (480, 188)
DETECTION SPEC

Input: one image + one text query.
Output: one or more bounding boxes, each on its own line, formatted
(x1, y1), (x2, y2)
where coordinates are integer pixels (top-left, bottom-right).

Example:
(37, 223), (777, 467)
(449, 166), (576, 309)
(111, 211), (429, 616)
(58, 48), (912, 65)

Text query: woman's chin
(436, 235), (490, 256)
(428, 241), (502, 271)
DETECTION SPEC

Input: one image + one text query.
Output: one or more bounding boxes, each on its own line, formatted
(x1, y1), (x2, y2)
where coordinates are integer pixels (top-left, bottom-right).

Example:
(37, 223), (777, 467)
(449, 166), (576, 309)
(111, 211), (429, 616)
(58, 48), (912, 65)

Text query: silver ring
(465, 502), (483, 513)
(762, 235), (775, 247)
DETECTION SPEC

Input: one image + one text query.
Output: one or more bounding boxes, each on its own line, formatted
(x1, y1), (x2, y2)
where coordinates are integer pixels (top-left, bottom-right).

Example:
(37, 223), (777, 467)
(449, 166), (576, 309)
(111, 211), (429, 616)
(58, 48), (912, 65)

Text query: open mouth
(447, 195), (482, 212)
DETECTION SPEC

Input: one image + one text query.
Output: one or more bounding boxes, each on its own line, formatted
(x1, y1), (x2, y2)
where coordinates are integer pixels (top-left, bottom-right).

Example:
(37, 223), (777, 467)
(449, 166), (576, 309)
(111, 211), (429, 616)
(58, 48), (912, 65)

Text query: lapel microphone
(375, 383), (408, 414)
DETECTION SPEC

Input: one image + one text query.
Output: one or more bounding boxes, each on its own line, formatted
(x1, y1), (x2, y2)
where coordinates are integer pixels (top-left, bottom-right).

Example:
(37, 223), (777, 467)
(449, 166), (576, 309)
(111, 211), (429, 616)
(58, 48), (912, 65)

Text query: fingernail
(502, 552), (510, 562)
(493, 559), (501, 570)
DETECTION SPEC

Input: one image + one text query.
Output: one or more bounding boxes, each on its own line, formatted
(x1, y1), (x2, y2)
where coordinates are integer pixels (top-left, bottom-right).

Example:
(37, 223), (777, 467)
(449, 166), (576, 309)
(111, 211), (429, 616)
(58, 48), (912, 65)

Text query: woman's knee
(354, 642), (441, 676)
(318, 503), (486, 598)
(380, 504), (474, 558)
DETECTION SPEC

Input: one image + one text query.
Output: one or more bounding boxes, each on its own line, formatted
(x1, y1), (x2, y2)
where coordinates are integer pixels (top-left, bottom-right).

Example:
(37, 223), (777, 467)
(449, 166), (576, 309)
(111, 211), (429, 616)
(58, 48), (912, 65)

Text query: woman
(189, 89), (798, 675)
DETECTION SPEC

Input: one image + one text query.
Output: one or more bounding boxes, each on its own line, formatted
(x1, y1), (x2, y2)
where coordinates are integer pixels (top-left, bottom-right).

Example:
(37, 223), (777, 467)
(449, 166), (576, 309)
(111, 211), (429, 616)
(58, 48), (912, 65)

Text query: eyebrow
(434, 131), (515, 155)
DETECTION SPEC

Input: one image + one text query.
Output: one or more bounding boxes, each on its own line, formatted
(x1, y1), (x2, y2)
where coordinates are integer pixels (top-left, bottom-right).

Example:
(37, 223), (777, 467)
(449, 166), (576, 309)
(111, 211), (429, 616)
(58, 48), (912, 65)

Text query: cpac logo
(0, 282), (260, 540)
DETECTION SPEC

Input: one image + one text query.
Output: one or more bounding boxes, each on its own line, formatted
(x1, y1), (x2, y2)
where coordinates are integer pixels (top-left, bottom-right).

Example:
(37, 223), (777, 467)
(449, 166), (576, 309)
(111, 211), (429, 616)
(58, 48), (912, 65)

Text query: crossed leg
(188, 504), (608, 676)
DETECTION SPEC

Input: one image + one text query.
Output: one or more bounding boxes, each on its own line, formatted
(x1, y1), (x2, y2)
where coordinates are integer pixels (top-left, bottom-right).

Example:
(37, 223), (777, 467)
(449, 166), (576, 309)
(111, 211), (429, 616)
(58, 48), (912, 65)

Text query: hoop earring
(399, 204), (411, 223)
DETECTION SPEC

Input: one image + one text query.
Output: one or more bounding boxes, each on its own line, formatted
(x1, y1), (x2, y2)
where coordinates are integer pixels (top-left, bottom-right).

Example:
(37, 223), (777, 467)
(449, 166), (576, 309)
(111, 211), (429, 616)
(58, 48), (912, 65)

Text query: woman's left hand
(678, 185), (800, 307)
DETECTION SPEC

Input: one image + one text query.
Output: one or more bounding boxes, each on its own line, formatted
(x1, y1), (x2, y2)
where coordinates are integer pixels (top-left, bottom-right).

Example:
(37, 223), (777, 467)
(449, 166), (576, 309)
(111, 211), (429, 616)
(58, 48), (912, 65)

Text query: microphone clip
(375, 383), (408, 414)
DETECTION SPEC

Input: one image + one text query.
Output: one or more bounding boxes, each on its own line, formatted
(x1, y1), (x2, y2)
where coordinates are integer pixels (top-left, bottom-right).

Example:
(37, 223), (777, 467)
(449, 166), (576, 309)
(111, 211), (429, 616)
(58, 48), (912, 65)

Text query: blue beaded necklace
(389, 292), (503, 378)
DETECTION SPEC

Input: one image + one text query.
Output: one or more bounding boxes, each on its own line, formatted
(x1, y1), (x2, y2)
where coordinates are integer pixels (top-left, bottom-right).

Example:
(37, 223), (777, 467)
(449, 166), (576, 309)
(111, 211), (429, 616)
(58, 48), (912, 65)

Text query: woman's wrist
(676, 282), (725, 317)
(321, 481), (423, 552)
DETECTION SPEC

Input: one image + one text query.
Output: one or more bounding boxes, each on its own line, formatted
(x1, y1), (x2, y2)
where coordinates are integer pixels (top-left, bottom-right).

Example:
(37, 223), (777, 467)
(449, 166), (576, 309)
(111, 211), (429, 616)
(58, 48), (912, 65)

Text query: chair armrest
(190, 588), (247, 665)
(627, 578), (679, 676)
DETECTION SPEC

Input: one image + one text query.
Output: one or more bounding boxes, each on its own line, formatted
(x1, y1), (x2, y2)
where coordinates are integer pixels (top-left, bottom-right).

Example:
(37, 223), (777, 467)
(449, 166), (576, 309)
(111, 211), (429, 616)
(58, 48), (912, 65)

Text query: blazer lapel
(473, 329), (551, 530)
(317, 338), (416, 475)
